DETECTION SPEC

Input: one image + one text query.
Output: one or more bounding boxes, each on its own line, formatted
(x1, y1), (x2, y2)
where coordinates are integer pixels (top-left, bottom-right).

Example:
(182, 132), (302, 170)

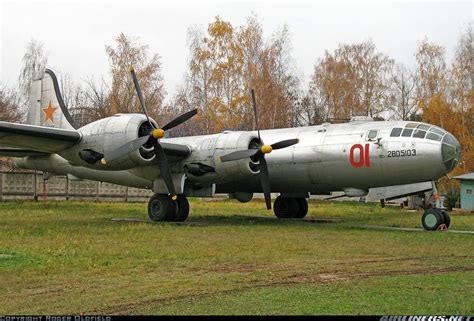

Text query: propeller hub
(100, 158), (107, 165)
(152, 128), (165, 139)
(261, 145), (273, 154)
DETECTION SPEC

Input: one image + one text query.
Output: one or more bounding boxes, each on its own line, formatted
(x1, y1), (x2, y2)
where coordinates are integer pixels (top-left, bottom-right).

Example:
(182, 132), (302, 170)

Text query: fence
(0, 171), (153, 202)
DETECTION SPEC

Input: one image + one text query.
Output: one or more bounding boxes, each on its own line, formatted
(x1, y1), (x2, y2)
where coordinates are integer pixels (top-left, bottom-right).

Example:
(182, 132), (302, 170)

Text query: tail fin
(26, 69), (78, 130)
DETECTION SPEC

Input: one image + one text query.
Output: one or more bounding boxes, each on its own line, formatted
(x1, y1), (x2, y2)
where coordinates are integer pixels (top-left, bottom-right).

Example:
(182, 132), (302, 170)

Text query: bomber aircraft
(0, 68), (461, 230)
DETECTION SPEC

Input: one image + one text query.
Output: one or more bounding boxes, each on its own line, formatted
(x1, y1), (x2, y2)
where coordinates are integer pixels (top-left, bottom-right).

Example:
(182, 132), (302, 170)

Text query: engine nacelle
(213, 131), (260, 182)
(59, 114), (157, 170)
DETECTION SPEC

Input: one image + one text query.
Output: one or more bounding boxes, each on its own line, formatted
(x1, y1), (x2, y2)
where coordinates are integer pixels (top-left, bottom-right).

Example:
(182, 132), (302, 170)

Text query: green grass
(0, 199), (473, 315)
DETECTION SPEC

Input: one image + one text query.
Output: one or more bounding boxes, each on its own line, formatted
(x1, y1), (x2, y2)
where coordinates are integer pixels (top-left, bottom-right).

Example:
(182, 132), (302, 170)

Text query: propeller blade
(130, 67), (155, 128)
(153, 141), (176, 196)
(103, 135), (151, 164)
(258, 155), (272, 210)
(271, 138), (299, 150)
(250, 89), (261, 141)
(220, 149), (259, 162)
(161, 109), (198, 131)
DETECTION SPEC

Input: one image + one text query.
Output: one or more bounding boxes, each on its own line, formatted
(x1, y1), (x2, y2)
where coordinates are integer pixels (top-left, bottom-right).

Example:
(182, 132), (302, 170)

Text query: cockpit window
(402, 128), (413, 137)
(426, 132), (442, 141)
(405, 122), (418, 128)
(413, 129), (426, 138)
(429, 127), (445, 136)
(390, 128), (402, 137)
(417, 124), (430, 130)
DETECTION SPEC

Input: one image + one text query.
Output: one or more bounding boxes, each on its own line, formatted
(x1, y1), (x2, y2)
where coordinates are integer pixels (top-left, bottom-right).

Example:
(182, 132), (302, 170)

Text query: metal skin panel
(15, 118), (458, 196)
(59, 114), (157, 170)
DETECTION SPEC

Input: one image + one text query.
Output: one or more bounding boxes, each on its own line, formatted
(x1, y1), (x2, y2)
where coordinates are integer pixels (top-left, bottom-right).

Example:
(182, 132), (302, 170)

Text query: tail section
(26, 69), (78, 130)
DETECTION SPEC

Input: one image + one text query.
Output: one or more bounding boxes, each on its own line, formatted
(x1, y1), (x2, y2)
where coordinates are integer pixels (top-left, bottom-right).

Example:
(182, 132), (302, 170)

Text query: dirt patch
(93, 264), (474, 314)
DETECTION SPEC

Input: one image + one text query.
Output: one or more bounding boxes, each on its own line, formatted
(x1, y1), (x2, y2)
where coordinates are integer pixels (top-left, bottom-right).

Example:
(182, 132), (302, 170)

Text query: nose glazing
(441, 132), (461, 171)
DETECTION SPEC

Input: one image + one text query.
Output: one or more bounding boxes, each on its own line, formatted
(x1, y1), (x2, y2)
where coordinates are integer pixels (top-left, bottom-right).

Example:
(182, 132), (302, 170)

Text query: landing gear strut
(147, 194), (190, 222)
(273, 196), (308, 219)
(421, 181), (451, 231)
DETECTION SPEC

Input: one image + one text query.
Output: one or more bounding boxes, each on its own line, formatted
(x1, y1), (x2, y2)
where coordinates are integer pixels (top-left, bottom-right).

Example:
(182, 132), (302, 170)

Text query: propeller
(101, 67), (198, 199)
(220, 89), (299, 209)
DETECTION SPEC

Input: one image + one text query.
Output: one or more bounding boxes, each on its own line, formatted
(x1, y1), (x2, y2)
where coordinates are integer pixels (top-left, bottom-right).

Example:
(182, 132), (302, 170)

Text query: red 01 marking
(349, 144), (371, 168)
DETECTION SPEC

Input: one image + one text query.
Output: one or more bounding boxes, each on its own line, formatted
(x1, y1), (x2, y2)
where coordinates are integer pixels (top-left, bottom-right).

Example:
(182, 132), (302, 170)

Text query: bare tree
(0, 84), (22, 123)
(19, 39), (48, 109)
(389, 64), (418, 120)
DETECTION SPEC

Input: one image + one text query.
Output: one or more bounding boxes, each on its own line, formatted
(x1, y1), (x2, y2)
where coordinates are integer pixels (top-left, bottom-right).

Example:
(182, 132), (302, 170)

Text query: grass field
(0, 199), (473, 315)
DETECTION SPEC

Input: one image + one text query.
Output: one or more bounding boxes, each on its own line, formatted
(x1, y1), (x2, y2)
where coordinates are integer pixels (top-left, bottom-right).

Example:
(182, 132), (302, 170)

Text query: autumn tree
(449, 25), (473, 173)
(106, 33), (165, 118)
(308, 40), (394, 121)
(174, 16), (299, 135)
(415, 39), (448, 108)
(19, 39), (48, 110)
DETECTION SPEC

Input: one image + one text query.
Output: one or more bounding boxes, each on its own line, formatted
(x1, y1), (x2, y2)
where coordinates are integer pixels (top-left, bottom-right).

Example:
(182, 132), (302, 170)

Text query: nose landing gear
(148, 193), (190, 222)
(421, 208), (451, 231)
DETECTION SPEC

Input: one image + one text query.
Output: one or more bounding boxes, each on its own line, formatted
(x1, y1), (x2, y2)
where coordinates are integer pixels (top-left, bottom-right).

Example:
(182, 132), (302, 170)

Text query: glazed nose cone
(441, 131), (461, 171)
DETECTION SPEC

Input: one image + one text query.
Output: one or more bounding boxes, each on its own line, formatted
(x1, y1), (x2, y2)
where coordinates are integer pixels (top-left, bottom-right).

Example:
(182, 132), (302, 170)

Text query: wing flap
(0, 121), (81, 153)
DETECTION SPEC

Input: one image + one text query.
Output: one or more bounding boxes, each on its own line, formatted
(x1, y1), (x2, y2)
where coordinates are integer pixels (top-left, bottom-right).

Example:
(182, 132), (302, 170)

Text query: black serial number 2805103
(387, 149), (417, 158)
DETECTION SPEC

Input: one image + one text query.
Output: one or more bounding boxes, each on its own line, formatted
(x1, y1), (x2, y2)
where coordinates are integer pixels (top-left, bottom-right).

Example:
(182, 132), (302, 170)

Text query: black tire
(274, 196), (299, 218)
(172, 195), (190, 222)
(440, 210), (451, 228)
(421, 208), (445, 231)
(148, 194), (176, 221)
(294, 198), (309, 218)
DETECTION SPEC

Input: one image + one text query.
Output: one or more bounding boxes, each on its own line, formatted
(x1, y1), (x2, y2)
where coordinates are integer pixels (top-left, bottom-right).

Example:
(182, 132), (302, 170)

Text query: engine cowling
(59, 113), (157, 170)
(213, 131), (261, 182)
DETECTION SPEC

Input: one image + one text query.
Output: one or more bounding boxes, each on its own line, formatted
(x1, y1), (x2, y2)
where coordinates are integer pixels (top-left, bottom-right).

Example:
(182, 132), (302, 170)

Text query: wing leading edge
(0, 121), (81, 153)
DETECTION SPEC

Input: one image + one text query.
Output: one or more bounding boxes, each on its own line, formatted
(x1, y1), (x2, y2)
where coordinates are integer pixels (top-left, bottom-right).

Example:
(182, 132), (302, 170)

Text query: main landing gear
(421, 208), (451, 231)
(148, 194), (190, 222)
(273, 195), (308, 219)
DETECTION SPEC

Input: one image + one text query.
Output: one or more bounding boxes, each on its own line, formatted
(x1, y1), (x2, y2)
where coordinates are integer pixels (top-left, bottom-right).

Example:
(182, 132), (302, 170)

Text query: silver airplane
(0, 69), (461, 231)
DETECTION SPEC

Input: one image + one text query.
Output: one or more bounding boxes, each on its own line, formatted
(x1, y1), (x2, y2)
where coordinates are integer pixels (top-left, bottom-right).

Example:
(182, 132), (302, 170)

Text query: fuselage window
(367, 130), (378, 140)
(402, 128), (413, 137)
(426, 132), (442, 141)
(405, 122), (418, 128)
(413, 129), (426, 139)
(390, 128), (402, 137)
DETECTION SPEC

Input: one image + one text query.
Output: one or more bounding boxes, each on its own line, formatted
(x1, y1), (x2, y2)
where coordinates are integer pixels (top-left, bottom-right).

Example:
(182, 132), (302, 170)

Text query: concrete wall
(0, 171), (153, 202)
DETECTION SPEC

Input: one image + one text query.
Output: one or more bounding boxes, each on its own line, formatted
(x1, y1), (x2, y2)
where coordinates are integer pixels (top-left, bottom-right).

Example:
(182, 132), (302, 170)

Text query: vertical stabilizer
(26, 69), (78, 130)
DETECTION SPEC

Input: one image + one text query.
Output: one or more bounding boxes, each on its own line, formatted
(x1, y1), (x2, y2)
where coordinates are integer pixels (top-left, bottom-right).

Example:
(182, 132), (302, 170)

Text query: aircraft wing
(0, 147), (49, 157)
(0, 121), (81, 154)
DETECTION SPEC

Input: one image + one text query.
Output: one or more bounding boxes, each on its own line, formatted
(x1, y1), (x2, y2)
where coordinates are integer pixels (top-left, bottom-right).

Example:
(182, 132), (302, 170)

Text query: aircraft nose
(441, 131), (461, 171)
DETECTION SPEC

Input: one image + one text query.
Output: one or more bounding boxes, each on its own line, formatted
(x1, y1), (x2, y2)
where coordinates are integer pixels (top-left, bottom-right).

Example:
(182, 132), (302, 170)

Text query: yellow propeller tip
(100, 158), (107, 165)
(130, 66), (135, 72)
(152, 128), (165, 139)
(171, 195), (177, 201)
(261, 145), (273, 154)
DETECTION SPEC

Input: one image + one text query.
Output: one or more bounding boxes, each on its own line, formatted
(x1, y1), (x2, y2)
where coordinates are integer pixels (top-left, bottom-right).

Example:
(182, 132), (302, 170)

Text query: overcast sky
(0, 0), (472, 100)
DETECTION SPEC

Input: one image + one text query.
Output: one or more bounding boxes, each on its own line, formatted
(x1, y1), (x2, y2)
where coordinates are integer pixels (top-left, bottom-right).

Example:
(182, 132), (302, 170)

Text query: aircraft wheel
(294, 198), (308, 218)
(148, 194), (176, 222)
(440, 210), (451, 228)
(421, 208), (445, 231)
(274, 196), (299, 218)
(172, 195), (190, 222)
